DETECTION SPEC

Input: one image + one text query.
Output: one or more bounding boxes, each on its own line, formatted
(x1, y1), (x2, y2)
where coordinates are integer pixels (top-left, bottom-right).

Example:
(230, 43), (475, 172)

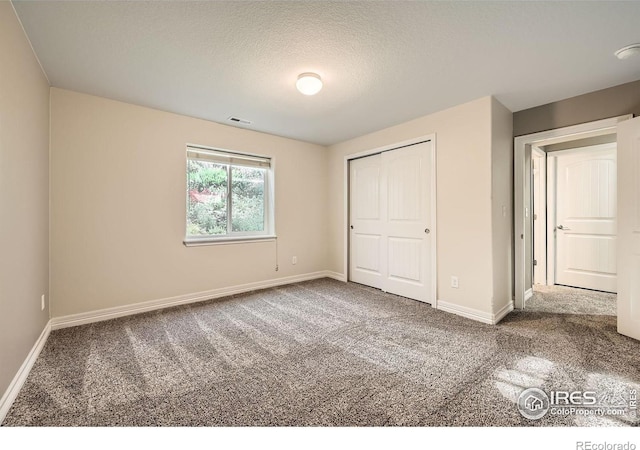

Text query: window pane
(231, 166), (265, 232)
(187, 160), (228, 236)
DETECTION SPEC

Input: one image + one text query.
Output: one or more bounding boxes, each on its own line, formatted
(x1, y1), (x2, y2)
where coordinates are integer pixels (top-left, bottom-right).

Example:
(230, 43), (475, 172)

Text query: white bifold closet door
(349, 141), (433, 303)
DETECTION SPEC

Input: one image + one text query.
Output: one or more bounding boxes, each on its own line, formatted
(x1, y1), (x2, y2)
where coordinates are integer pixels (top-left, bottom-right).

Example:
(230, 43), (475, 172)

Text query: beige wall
(491, 98), (514, 315)
(0, 3), (50, 399)
(52, 90), (514, 321)
(328, 96), (512, 316)
(50, 88), (329, 317)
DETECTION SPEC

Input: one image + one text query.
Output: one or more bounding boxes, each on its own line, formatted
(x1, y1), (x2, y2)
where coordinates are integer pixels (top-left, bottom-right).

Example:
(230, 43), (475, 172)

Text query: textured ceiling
(12, 1), (640, 145)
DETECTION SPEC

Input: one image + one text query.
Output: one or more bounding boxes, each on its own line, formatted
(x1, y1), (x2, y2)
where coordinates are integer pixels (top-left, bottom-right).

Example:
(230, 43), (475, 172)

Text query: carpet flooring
(2, 278), (639, 427)
(527, 285), (617, 316)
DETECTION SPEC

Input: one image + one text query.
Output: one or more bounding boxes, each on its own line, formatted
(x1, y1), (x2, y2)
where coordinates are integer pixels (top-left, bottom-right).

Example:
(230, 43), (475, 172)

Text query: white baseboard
(437, 300), (494, 325)
(325, 271), (347, 282)
(524, 288), (533, 302)
(437, 300), (514, 325)
(493, 301), (515, 324)
(51, 271), (338, 330)
(0, 320), (51, 425)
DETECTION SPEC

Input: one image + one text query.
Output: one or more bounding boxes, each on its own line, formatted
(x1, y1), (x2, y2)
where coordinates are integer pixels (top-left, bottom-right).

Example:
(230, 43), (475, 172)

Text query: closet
(349, 141), (434, 303)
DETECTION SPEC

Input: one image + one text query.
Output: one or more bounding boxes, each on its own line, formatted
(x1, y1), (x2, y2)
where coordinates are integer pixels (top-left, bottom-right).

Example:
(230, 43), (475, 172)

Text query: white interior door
(382, 143), (432, 302)
(349, 141), (433, 303)
(617, 116), (640, 341)
(349, 153), (384, 290)
(554, 144), (617, 293)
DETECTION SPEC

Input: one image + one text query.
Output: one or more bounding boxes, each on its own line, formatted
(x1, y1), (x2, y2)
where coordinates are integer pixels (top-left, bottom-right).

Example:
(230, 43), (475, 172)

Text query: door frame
(531, 147), (547, 286)
(343, 134), (437, 307)
(546, 153), (557, 286)
(514, 116), (630, 309)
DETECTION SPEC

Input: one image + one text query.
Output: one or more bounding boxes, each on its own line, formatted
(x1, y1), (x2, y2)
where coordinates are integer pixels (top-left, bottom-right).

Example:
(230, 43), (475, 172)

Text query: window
(185, 146), (274, 245)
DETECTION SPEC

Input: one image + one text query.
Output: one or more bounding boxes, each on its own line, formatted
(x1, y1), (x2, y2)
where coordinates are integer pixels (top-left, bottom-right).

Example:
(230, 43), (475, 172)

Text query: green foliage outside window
(187, 160), (265, 237)
(231, 166), (265, 232)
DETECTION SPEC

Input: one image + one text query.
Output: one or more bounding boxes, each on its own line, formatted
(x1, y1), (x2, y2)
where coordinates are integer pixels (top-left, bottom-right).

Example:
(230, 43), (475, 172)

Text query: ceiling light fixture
(615, 43), (640, 60)
(296, 72), (323, 96)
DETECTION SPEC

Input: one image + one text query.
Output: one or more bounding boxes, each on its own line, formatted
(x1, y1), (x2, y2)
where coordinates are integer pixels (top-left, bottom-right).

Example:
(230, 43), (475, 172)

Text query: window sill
(183, 235), (277, 247)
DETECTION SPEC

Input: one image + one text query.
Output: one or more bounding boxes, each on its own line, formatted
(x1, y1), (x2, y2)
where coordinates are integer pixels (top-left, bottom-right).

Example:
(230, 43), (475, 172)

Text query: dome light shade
(296, 72), (322, 95)
(615, 43), (640, 60)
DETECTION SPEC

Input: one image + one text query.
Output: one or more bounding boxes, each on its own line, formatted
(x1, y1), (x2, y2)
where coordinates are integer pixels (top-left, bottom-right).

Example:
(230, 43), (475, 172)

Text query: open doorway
(514, 115), (631, 314)
(529, 138), (617, 315)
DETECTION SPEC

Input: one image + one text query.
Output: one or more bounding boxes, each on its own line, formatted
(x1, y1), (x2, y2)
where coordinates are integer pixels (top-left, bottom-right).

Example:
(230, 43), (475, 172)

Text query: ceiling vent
(227, 116), (252, 125)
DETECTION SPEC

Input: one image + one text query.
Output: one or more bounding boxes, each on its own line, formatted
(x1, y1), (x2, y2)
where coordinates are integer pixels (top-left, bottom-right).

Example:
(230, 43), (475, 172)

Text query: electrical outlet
(292, 256), (297, 265)
(451, 276), (459, 289)
(41, 294), (45, 311)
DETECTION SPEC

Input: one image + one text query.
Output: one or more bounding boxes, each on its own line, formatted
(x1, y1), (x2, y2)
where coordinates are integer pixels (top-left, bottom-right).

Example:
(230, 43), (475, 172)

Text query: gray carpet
(2, 278), (639, 427)
(527, 284), (617, 316)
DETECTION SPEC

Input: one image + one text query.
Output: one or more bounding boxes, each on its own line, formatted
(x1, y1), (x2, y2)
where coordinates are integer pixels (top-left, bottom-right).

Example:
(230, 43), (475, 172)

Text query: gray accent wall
(0, 3), (50, 403)
(514, 79), (640, 137)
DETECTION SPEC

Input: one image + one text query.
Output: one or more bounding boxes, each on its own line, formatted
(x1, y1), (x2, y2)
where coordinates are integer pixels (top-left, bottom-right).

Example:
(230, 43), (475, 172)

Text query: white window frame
(184, 144), (275, 246)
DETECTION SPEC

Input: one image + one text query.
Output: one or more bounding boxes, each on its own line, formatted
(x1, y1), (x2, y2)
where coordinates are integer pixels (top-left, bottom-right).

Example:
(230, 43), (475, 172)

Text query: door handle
(557, 225), (571, 230)
(424, 228), (430, 234)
